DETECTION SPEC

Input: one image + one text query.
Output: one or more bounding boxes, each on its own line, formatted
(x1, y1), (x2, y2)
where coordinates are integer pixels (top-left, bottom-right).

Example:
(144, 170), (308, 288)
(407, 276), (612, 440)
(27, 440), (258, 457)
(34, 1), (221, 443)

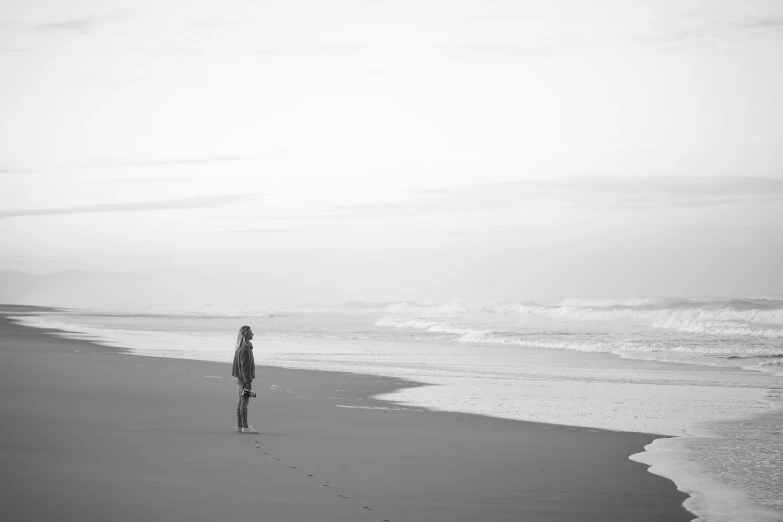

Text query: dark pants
(237, 383), (250, 428)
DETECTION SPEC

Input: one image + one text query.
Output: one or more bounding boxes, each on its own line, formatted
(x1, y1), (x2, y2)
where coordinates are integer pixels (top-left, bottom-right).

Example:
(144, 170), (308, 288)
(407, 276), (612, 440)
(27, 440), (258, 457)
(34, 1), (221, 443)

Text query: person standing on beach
(232, 325), (258, 434)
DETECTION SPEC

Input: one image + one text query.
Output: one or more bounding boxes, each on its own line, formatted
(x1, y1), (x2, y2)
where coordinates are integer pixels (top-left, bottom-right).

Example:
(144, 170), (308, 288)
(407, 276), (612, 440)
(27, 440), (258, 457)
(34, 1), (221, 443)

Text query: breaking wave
(652, 319), (783, 339)
(377, 296), (783, 377)
(383, 297), (783, 326)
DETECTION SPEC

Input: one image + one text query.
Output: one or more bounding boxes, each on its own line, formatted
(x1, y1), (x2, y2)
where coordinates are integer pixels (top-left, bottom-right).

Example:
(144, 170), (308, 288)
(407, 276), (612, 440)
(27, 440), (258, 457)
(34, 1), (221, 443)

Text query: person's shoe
(242, 426), (258, 434)
(236, 427), (243, 433)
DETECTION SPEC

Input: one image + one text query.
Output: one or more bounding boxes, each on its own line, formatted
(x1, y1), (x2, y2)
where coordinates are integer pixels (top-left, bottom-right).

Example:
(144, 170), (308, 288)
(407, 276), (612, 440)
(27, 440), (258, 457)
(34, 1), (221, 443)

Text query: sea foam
(8, 299), (783, 522)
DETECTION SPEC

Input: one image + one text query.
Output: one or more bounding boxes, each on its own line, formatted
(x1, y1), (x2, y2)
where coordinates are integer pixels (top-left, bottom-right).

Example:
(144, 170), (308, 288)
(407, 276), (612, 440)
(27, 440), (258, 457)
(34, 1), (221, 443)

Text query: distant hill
(0, 270), (160, 310)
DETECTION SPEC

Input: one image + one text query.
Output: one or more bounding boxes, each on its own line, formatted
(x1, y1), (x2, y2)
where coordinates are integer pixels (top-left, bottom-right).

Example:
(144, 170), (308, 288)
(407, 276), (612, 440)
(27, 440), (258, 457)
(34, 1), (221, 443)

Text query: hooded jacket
(231, 342), (255, 386)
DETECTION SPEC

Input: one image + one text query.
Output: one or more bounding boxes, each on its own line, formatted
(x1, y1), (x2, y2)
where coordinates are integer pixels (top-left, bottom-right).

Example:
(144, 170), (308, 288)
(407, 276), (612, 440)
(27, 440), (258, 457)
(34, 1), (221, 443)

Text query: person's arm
(239, 349), (252, 389)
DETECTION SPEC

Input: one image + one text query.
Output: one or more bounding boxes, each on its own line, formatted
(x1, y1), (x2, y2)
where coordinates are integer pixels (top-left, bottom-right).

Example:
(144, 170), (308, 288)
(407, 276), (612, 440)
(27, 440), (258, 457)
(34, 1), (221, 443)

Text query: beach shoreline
(0, 305), (692, 521)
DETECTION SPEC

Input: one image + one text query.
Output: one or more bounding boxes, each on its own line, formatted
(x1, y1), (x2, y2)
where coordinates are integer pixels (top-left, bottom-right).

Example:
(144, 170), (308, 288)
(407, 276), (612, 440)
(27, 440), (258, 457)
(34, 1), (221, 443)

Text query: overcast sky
(1, 0), (782, 305)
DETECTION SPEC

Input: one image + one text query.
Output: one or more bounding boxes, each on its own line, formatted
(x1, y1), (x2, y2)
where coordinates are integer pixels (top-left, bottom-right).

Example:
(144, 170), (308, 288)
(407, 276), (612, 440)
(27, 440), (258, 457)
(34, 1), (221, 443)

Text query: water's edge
(631, 431), (782, 522)
(6, 306), (782, 522)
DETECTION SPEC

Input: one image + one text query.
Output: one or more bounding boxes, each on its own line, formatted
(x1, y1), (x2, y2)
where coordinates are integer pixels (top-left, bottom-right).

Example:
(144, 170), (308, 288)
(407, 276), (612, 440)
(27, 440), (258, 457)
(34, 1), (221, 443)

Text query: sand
(0, 305), (692, 521)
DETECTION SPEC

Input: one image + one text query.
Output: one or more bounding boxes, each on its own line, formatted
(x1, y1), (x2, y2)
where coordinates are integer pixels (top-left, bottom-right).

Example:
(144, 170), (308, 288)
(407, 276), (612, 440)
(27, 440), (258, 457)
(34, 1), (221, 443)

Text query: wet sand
(0, 305), (692, 521)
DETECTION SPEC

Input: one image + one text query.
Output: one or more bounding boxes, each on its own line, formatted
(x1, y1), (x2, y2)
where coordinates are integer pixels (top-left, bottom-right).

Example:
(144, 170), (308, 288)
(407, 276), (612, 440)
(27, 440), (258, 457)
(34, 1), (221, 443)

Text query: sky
(1, 0), (782, 307)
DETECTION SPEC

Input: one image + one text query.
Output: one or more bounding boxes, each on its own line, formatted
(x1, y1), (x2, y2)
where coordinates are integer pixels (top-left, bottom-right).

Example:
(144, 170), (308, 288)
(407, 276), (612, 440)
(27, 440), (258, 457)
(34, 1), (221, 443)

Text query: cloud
(218, 227), (304, 235)
(464, 43), (554, 57)
(0, 163), (33, 174)
(565, 176), (783, 209)
(0, 194), (254, 220)
(80, 152), (293, 169)
(466, 13), (783, 56)
(35, 12), (128, 34)
(1, 153), (289, 175)
(114, 176), (200, 184)
(259, 176), (783, 221)
(164, 45), (207, 59)
(0, 12), (129, 40)
(38, 17), (97, 33)
(251, 45), (370, 57)
(731, 16), (783, 34)
(629, 14), (783, 51)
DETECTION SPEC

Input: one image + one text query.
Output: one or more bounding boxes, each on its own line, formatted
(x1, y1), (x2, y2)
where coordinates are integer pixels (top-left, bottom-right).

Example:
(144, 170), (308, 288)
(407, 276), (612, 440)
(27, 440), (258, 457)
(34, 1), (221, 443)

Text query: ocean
(10, 297), (783, 522)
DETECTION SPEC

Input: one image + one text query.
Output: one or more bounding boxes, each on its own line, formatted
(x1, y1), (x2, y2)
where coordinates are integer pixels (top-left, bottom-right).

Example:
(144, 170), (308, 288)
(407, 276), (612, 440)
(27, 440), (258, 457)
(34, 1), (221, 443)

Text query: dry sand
(0, 305), (692, 521)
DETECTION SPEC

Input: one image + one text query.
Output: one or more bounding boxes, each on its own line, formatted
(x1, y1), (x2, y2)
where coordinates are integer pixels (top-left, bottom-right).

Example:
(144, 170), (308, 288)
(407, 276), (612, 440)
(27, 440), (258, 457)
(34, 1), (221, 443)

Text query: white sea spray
(8, 296), (783, 522)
